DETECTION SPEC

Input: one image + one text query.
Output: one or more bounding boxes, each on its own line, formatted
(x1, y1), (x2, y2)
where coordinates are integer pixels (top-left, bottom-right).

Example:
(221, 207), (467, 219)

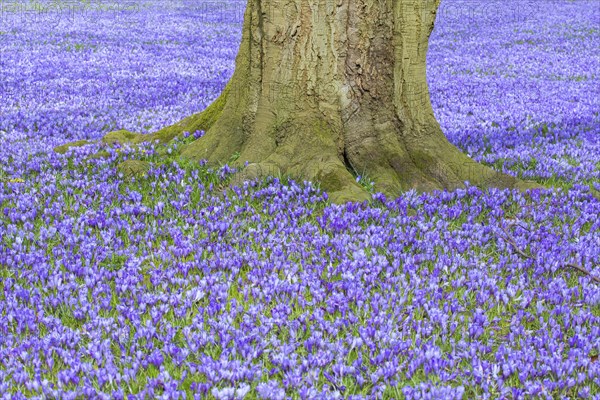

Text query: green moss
(327, 186), (371, 204)
(116, 160), (152, 179)
(90, 87), (233, 160)
(85, 150), (110, 160)
(102, 129), (144, 145)
(316, 167), (348, 193)
(410, 150), (437, 172)
(53, 140), (91, 154)
(188, 80), (230, 131)
(150, 80), (231, 145)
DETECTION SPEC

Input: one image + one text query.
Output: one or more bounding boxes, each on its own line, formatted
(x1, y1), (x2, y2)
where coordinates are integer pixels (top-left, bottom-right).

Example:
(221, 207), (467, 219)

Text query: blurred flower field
(0, 0), (599, 399)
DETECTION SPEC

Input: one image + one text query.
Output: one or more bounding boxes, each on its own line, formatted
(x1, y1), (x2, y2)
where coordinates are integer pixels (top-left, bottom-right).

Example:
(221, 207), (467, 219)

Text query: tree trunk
(103, 0), (541, 203)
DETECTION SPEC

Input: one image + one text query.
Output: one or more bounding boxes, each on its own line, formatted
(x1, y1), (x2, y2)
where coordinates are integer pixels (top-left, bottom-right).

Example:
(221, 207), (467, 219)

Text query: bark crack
(257, 0), (265, 85)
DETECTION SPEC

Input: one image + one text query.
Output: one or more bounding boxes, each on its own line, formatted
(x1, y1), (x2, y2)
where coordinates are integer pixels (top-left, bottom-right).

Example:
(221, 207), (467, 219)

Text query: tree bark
(100, 0), (541, 203)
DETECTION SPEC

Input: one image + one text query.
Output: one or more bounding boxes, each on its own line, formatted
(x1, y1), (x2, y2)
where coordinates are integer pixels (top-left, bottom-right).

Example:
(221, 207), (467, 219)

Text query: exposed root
(402, 138), (544, 193)
(117, 160), (151, 180)
(53, 140), (91, 154)
(222, 153), (370, 204)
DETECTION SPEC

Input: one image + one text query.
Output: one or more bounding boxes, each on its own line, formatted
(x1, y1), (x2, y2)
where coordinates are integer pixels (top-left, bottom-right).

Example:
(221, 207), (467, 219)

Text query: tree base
(79, 102), (545, 204)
